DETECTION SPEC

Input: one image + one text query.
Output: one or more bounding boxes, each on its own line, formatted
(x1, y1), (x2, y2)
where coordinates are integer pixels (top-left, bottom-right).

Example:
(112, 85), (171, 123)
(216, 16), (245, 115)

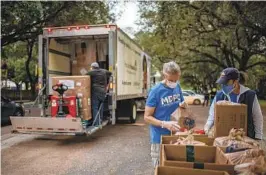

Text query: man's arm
(144, 88), (160, 126)
(144, 106), (180, 131)
(106, 70), (112, 77)
(144, 87), (179, 131)
(144, 106), (163, 127)
(204, 96), (216, 132)
(252, 95), (263, 140)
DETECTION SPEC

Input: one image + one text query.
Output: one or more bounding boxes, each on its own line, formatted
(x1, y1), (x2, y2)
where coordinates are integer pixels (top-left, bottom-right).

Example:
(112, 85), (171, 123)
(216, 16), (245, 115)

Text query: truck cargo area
(48, 34), (109, 78)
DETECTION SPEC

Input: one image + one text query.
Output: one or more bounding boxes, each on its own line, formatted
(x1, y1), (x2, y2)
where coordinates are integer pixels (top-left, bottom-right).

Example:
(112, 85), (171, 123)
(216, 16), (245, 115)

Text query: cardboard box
(51, 76), (91, 120)
(155, 166), (229, 175)
(161, 135), (214, 146)
(72, 65), (89, 76)
(214, 104), (247, 138)
(161, 145), (234, 175)
(82, 108), (92, 121)
(61, 88), (90, 98)
(79, 97), (92, 120)
(73, 41), (97, 71)
(52, 76), (90, 89)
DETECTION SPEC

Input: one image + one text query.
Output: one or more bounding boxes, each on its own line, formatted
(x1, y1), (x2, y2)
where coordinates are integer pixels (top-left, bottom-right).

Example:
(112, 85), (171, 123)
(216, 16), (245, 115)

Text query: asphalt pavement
(1, 105), (265, 175)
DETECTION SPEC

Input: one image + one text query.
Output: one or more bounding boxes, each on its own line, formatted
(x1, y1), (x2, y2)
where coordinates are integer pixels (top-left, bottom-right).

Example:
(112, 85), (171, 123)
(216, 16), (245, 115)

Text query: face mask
(176, 80), (180, 85)
(166, 80), (177, 89)
(222, 84), (234, 95)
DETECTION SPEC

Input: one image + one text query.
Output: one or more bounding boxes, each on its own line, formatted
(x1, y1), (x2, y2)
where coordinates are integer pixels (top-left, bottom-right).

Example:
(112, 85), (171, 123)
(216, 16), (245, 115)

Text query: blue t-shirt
(146, 82), (184, 144)
(229, 92), (238, 103)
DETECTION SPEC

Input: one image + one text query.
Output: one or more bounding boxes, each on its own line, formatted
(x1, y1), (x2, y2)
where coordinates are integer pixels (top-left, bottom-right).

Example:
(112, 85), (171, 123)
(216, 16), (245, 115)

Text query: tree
(137, 1), (266, 89)
(2, 42), (37, 91)
(1, 2), (71, 46)
(1, 1), (116, 46)
(1, 1), (113, 97)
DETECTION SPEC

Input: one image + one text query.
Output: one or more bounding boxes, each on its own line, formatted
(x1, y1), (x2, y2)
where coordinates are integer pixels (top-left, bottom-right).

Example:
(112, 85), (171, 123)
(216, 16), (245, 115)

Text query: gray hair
(163, 61), (181, 75)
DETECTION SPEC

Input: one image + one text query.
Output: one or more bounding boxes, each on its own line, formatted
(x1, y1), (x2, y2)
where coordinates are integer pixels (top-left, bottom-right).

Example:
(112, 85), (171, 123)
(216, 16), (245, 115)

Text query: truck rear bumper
(10, 117), (109, 136)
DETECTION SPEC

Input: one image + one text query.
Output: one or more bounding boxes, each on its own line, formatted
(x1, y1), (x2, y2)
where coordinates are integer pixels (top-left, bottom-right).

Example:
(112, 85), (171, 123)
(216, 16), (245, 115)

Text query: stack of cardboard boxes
(52, 76), (92, 121)
(156, 103), (250, 175)
(72, 42), (97, 75)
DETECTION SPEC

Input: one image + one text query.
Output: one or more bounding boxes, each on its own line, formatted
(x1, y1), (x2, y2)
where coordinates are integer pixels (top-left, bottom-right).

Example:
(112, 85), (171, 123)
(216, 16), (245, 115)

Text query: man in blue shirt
(204, 68), (263, 140)
(144, 61), (185, 168)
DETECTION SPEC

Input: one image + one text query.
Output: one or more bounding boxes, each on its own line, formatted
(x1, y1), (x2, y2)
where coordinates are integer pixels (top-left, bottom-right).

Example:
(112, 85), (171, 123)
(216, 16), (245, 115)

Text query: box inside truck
(48, 35), (109, 93)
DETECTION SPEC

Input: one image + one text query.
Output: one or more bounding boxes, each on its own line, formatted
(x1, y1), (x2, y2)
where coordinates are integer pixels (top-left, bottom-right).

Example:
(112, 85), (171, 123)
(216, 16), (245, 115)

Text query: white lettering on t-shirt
(161, 93), (181, 106)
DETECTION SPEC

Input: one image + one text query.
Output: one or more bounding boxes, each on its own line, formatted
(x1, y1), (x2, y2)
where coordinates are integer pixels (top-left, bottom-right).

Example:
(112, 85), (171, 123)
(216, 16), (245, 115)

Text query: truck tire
(130, 102), (137, 123)
(116, 100), (137, 123)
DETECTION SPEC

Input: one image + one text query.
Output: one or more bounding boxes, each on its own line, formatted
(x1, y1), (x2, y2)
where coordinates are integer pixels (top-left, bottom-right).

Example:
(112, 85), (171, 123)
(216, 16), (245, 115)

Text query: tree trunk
(25, 39), (37, 100)
(25, 82), (29, 90)
(239, 51), (250, 72)
(15, 83), (20, 91)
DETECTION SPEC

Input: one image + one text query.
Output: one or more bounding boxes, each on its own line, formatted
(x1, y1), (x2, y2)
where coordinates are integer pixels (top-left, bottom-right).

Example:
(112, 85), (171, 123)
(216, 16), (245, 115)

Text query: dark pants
(91, 92), (105, 125)
(202, 98), (209, 107)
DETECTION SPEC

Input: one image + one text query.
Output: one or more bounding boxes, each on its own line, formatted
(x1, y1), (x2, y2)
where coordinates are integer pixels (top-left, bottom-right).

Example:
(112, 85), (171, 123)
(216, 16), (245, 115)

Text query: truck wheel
(130, 102), (137, 123)
(116, 100), (137, 123)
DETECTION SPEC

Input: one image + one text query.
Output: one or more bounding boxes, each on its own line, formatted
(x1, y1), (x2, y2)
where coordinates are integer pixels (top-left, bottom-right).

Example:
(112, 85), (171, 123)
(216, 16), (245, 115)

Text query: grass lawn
(259, 100), (266, 108)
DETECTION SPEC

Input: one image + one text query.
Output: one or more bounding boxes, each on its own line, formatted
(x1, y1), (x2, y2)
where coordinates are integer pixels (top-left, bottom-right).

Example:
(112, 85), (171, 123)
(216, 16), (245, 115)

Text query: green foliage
(259, 100), (266, 108)
(1, 1), (113, 94)
(47, 1), (111, 26)
(2, 42), (37, 87)
(1, 1), (112, 46)
(137, 1), (266, 90)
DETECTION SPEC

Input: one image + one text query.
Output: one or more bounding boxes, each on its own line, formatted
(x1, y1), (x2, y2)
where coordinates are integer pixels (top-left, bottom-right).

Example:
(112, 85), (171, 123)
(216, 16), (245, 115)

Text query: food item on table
(208, 126), (215, 138)
(216, 100), (241, 105)
(171, 107), (196, 130)
(225, 148), (265, 165)
(214, 128), (260, 149)
(235, 156), (266, 175)
(174, 128), (204, 135)
(171, 131), (206, 146)
(194, 129), (205, 135)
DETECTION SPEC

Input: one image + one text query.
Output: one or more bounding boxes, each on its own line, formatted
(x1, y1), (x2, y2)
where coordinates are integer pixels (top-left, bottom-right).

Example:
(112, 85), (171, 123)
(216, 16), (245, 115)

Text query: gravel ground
(1, 105), (265, 175)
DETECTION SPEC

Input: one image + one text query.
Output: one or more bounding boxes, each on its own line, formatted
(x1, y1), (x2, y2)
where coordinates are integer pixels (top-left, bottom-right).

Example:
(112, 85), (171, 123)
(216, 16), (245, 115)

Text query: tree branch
(183, 59), (227, 69)
(231, 2), (266, 37)
(188, 48), (227, 68)
(1, 2), (70, 46)
(246, 61), (266, 70)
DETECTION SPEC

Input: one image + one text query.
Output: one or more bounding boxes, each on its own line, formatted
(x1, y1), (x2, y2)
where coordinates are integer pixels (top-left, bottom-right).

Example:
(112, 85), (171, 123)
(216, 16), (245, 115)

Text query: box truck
(11, 24), (151, 135)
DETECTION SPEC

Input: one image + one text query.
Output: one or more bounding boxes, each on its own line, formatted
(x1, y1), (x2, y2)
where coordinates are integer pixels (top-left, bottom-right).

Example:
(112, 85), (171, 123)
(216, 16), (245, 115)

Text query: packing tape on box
(186, 145), (195, 162)
(193, 162), (204, 169)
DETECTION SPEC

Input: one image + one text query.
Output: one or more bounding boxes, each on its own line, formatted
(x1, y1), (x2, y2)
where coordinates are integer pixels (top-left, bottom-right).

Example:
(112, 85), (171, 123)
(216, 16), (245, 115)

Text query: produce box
(214, 103), (247, 138)
(160, 145), (235, 175)
(161, 135), (214, 146)
(155, 166), (229, 175)
(52, 76), (91, 120)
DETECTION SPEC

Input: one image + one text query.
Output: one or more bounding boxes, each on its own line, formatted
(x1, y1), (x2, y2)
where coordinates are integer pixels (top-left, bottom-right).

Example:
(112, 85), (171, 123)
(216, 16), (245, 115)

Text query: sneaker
(87, 120), (93, 126)
(82, 120), (89, 129)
